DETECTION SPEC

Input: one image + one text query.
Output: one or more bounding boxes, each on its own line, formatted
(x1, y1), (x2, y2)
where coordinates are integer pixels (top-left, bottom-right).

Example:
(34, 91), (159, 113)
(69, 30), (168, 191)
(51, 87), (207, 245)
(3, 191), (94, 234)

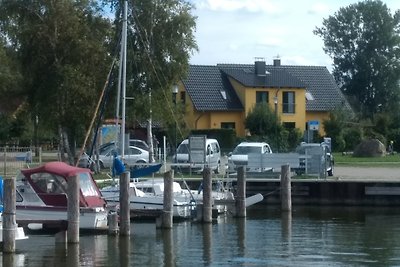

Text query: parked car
(79, 145), (149, 169)
(129, 139), (149, 151)
(172, 138), (221, 173)
(295, 142), (334, 176)
(99, 139), (149, 152)
(227, 142), (273, 173)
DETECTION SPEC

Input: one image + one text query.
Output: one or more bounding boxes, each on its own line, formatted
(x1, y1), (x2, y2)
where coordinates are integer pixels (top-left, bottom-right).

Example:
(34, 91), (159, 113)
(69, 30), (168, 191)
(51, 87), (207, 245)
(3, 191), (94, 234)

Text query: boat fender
(197, 182), (203, 194)
(0, 176), (3, 201)
(0, 176), (3, 212)
(112, 157), (125, 176)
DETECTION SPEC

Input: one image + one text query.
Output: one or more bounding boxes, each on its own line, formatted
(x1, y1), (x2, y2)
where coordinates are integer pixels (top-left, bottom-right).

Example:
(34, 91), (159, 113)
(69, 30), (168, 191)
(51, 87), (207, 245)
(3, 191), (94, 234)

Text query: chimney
(255, 57), (266, 76)
(273, 58), (281, 67)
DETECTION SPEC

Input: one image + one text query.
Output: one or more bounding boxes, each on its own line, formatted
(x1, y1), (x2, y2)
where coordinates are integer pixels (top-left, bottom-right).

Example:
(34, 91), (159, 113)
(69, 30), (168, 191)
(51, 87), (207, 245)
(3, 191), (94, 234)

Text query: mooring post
(235, 166), (246, 217)
(67, 175), (79, 243)
(160, 170), (173, 229)
(108, 212), (119, 235)
(3, 178), (16, 253)
(202, 167), (212, 223)
(119, 171), (130, 236)
(281, 164), (292, 212)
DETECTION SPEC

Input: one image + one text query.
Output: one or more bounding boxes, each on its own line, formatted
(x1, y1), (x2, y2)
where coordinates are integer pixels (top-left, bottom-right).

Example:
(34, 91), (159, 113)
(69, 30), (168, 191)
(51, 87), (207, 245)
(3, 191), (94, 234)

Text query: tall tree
(314, 0), (400, 119)
(0, 0), (113, 163)
(107, 0), (198, 130)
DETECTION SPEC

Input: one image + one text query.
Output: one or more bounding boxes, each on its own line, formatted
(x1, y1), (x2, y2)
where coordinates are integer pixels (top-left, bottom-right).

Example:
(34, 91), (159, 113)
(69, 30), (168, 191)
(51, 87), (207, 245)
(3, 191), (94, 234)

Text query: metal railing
(0, 147), (42, 178)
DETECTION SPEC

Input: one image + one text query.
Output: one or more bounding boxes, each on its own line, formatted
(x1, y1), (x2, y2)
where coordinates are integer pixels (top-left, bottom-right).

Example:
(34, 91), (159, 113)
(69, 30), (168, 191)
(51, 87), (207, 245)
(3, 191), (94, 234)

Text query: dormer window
(220, 90), (227, 100)
(305, 91), (314, 101)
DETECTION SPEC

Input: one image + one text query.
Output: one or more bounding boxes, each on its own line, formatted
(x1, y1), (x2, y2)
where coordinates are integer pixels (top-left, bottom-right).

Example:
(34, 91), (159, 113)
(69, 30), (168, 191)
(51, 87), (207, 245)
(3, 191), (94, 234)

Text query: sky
(188, 0), (400, 70)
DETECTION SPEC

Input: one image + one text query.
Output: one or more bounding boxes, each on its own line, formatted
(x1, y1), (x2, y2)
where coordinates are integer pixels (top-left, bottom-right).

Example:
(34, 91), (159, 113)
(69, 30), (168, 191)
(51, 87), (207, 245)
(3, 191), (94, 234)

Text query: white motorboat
(134, 179), (235, 213)
(101, 182), (194, 219)
(14, 162), (108, 231)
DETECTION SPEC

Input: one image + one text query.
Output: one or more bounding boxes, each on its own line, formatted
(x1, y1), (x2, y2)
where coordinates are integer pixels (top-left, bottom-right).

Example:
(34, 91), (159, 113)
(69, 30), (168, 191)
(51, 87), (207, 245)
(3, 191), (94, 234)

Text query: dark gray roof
(184, 63), (351, 112)
(219, 66), (306, 88)
(182, 65), (243, 111)
(276, 65), (351, 111)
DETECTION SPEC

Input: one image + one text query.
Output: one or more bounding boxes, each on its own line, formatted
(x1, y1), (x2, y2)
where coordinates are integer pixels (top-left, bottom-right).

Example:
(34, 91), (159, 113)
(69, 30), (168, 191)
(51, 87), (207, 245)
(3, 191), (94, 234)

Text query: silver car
(80, 145), (149, 169)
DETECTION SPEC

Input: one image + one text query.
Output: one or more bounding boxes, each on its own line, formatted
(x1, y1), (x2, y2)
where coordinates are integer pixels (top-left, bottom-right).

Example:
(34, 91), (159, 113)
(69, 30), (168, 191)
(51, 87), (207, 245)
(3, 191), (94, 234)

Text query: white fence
(0, 147), (42, 178)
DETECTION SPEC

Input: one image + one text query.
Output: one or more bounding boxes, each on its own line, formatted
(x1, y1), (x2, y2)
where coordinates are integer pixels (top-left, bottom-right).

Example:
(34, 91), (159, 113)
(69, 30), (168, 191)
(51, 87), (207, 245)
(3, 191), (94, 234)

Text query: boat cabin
(16, 161), (106, 208)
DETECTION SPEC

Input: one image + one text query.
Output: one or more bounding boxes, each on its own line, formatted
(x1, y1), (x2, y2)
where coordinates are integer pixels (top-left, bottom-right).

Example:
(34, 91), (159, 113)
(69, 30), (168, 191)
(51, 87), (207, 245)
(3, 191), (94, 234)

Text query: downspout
(195, 112), (205, 129)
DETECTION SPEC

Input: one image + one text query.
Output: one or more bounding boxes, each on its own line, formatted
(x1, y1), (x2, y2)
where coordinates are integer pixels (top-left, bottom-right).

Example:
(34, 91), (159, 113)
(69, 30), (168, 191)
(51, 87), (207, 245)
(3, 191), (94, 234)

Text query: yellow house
(178, 59), (351, 138)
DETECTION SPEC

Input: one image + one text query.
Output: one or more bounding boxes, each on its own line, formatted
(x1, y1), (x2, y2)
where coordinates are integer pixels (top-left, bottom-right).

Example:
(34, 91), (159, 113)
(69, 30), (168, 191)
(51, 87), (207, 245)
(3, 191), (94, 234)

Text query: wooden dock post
(202, 167), (212, 223)
(108, 213), (119, 235)
(235, 166), (246, 217)
(3, 178), (16, 253)
(159, 170), (173, 228)
(67, 175), (79, 243)
(281, 164), (292, 212)
(119, 171), (130, 236)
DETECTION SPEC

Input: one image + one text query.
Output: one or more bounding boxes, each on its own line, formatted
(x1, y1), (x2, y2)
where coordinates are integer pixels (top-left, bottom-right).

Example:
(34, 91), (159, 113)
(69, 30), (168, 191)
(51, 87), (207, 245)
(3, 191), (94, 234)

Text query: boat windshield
(29, 172), (67, 194)
(78, 172), (100, 197)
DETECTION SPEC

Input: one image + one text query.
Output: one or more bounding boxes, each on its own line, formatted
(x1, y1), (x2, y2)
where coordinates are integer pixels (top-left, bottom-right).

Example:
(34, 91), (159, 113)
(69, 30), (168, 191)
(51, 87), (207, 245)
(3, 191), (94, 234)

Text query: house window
(283, 122), (296, 129)
(256, 91), (268, 104)
(283, 91), (295, 114)
(180, 91), (186, 104)
(221, 122), (235, 129)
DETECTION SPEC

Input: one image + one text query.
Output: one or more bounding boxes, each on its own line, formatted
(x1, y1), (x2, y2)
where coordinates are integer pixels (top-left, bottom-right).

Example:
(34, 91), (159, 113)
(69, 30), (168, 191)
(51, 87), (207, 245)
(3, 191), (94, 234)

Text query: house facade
(178, 59), (350, 138)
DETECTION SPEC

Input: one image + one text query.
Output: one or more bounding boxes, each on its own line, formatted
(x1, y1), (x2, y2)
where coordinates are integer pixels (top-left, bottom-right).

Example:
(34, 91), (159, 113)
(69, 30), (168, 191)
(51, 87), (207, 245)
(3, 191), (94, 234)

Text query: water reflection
(281, 211), (292, 241)
(66, 244), (79, 267)
(236, 218), (246, 256)
(120, 236), (130, 267)
(161, 229), (174, 267)
(202, 223), (212, 265)
(3, 206), (400, 266)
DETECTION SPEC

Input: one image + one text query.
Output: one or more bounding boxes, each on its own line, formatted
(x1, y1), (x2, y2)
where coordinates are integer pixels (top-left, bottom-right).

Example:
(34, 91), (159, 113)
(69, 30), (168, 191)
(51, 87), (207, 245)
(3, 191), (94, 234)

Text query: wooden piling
(160, 170), (173, 228)
(202, 167), (212, 223)
(108, 213), (119, 235)
(3, 178), (16, 253)
(235, 166), (246, 218)
(281, 164), (292, 212)
(119, 171), (130, 236)
(67, 175), (79, 243)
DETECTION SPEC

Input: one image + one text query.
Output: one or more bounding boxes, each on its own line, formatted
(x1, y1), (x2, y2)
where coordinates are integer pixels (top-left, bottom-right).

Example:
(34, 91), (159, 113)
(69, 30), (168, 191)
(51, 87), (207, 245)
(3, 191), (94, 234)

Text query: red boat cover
(21, 161), (106, 208)
(21, 161), (89, 178)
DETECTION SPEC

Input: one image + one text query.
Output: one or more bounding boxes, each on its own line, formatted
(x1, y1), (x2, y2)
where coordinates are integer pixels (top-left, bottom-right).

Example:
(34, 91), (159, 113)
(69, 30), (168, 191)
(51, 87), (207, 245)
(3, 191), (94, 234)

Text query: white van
(173, 138), (221, 173)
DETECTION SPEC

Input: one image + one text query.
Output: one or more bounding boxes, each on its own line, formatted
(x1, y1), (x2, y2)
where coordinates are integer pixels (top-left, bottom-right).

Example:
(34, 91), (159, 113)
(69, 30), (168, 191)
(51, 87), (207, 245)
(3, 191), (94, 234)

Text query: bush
(343, 127), (363, 151)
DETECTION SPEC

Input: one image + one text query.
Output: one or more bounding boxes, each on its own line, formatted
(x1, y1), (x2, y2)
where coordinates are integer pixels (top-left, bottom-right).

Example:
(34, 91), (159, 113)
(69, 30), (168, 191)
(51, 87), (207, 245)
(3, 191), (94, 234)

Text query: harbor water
(3, 204), (400, 266)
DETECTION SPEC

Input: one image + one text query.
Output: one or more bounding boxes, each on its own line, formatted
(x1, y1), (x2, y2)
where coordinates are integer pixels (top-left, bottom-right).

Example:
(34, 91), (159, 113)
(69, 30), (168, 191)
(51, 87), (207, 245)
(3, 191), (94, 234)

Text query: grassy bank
(333, 153), (400, 167)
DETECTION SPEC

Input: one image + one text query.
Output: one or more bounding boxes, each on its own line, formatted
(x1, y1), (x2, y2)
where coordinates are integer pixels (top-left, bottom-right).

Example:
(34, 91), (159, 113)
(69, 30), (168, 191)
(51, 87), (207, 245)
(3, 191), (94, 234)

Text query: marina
(2, 205), (400, 266)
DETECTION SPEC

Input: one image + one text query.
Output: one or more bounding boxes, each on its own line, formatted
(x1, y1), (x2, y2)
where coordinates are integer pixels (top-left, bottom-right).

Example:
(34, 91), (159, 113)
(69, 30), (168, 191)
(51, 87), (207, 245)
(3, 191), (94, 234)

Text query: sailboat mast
(120, 0), (128, 158)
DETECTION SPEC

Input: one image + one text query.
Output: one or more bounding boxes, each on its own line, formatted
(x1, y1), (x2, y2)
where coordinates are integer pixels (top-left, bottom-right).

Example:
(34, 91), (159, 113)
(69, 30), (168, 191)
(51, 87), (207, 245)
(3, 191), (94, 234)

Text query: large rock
(353, 139), (386, 157)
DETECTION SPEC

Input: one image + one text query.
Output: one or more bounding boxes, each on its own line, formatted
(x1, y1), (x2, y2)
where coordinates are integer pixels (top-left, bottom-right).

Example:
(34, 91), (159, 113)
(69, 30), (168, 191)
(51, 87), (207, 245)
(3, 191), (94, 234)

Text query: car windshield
(177, 144), (189, 154)
(232, 146), (261, 155)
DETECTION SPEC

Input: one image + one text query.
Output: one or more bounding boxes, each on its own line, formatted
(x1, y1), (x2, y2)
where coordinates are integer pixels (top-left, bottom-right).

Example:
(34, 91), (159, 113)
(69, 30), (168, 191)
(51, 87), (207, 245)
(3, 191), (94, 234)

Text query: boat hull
(15, 205), (108, 231)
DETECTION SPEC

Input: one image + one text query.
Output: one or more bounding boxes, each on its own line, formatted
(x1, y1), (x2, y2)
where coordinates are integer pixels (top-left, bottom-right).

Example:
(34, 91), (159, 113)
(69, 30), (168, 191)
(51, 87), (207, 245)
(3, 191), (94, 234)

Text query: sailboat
(99, 1), (195, 220)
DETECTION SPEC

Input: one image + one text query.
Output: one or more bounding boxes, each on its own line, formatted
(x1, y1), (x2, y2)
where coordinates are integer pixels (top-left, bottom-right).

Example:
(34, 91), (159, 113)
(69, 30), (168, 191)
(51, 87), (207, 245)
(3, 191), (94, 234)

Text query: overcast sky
(188, 0), (400, 70)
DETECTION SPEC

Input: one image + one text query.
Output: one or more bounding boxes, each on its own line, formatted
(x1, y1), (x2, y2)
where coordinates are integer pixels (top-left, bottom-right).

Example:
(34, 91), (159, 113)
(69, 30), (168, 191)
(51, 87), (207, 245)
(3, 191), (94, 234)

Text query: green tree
(314, 0), (400, 119)
(245, 103), (286, 151)
(0, 0), (113, 163)
(323, 109), (348, 151)
(0, 38), (23, 114)
(107, 0), (198, 131)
